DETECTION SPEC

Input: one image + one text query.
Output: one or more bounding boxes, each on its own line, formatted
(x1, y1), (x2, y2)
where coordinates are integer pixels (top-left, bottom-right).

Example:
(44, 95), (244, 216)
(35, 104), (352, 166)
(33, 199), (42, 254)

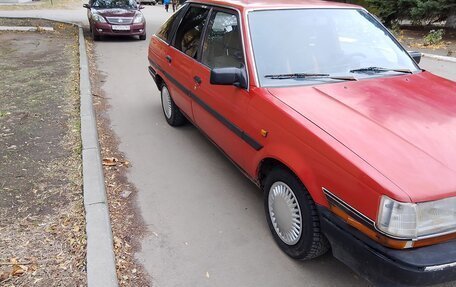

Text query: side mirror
(210, 67), (248, 89)
(83, 3), (90, 8)
(409, 51), (422, 64)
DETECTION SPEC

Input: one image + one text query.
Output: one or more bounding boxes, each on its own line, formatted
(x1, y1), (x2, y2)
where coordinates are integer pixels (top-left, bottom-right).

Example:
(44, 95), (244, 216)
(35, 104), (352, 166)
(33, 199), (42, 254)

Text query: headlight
(133, 13), (144, 24)
(92, 14), (106, 23)
(377, 196), (456, 239)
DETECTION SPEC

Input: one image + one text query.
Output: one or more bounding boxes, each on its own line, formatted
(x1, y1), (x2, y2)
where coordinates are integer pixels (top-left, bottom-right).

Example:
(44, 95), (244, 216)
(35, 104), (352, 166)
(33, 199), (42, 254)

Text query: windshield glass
(92, 0), (137, 9)
(248, 9), (420, 87)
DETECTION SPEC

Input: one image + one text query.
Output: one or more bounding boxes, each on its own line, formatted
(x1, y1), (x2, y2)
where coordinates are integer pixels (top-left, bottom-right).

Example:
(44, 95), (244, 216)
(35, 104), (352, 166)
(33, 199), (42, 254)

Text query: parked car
(147, 0), (456, 286)
(83, 0), (146, 41)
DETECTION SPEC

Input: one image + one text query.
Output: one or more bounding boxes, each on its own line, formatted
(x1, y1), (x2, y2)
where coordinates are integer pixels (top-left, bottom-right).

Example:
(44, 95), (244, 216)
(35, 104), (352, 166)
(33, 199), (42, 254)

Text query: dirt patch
(0, 19), (86, 286)
(85, 34), (151, 286)
(398, 27), (456, 57)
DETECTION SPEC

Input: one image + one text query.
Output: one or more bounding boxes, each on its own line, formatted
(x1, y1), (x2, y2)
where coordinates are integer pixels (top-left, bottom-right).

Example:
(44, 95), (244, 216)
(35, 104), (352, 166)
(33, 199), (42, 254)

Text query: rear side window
(156, 5), (187, 43)
(201, 10), (244, 69)
(173, 6), (210, 59)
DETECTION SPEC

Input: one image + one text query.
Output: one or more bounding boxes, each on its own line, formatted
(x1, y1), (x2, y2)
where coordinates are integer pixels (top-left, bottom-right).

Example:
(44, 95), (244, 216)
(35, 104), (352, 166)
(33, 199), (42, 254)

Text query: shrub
(423, 29), (445, 46)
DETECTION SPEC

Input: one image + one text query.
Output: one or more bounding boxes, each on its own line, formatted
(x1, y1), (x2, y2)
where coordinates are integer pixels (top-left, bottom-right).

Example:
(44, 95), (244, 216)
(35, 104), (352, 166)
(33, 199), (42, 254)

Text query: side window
(156, 5), (186, 43)
(202, 10), (244, 69)
(173, 6), (210, 59)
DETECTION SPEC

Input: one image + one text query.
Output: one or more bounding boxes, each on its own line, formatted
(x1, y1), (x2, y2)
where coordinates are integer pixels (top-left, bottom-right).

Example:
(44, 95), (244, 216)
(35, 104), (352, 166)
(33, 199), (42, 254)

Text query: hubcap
(161, 86), (172, 119)
(268, 181), (302, 245)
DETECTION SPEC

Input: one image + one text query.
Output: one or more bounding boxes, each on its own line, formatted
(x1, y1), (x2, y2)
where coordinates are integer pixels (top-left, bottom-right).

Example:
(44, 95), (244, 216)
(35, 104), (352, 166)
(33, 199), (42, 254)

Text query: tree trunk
(446, 10), (456, 28)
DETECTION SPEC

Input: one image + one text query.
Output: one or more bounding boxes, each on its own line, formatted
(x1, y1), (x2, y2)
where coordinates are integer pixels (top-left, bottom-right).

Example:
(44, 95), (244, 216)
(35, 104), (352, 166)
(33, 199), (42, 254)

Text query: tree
(333, 0), (456, 28)
(446, 9), (456, 28)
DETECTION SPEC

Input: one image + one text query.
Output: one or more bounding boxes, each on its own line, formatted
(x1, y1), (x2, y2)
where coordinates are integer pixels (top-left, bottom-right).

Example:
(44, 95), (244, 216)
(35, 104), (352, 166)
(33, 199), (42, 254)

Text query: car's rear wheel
(263, 167), (329, 260)
(161, 84), (186, 126)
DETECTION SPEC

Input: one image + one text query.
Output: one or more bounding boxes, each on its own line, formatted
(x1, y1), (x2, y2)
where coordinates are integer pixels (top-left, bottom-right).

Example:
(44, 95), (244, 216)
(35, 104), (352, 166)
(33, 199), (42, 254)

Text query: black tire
(161, 84), (186, 126)
(263, 167), (329, 260)
(139, 34), (147, 41)
(92, 29), (100, 41)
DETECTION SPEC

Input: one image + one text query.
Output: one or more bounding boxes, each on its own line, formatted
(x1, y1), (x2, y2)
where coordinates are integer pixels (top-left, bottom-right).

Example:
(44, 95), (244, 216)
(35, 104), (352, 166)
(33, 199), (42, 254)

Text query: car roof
(187, 0), (360, 11)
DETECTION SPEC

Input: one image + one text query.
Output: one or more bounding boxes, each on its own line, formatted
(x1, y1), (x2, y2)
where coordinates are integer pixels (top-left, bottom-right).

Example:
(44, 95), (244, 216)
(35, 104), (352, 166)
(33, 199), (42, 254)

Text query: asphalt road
(92, 5), (456, 287)
(2, 6), (455, 286)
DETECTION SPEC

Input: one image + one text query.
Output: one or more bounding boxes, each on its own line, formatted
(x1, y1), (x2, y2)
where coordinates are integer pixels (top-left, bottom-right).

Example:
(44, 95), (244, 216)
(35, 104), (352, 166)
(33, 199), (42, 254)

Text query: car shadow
(98, 35), (142, 42)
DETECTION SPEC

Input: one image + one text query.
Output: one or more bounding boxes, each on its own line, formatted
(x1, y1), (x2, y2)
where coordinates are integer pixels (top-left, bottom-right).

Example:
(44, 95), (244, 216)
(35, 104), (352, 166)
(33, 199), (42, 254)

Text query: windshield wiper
(349, 67), (413, 74)
(264, 73), (357, 81)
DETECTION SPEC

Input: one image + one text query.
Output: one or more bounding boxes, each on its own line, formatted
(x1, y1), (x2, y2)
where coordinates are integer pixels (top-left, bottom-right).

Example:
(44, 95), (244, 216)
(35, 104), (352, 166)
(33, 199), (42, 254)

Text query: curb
(422, 53), (456, 63)
(0, 25), (54, 31)
(78, 28), (119, 287)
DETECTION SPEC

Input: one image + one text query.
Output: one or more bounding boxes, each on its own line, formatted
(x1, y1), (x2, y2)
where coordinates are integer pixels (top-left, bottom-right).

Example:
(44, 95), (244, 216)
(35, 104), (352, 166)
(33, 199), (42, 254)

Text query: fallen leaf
(114, 236), (122, 250)
(12, 264), (26, 276)
(102, 157), (118, 166)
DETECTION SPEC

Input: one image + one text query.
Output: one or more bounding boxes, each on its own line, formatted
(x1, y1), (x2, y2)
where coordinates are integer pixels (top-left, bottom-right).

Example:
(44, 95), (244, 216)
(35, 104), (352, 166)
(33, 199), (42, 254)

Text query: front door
(191, 8), (259, 168)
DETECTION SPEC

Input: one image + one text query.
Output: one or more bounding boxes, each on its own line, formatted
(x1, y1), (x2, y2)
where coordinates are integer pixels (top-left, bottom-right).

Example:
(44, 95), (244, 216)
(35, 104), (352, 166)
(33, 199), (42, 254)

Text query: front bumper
(93, 22), (145, 36)
(319, 207), (456, 286)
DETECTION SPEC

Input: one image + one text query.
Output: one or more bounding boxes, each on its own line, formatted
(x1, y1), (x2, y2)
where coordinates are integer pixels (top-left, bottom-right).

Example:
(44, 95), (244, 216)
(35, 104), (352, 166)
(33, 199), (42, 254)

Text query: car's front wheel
(92, 28), (100, 41)
(263, 167), (329, 260)
(161, 84), (186, 126)
(139, 34), (146, 41)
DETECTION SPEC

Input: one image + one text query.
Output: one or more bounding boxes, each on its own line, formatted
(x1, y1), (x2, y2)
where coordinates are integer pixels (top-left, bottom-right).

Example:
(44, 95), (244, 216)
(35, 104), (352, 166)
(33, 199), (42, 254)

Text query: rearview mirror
(408, 51), (422, 64)
(83, 3), (90, 8)
(210, 67), (247, 89)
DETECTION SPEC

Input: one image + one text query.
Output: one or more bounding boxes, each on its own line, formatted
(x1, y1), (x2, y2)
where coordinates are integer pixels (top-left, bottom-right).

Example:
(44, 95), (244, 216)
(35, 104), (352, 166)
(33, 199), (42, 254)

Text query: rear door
(167, 4), (210, 119)
(149, 6), (192, 115)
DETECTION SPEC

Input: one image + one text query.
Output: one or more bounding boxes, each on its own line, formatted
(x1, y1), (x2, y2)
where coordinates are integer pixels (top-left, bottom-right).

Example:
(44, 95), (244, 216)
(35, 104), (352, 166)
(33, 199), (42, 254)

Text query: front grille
(106, 17), (133, 24)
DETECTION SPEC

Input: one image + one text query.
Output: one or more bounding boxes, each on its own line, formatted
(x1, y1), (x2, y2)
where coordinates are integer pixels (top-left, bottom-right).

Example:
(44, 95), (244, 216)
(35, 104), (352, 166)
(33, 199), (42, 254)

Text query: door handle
(166, 55), (172, 63)
(193, 76), (202, 84)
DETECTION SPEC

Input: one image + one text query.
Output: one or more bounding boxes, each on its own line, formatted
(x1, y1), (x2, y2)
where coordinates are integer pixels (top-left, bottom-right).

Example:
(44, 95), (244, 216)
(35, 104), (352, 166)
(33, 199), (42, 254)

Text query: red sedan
(148, 1), (456, 285)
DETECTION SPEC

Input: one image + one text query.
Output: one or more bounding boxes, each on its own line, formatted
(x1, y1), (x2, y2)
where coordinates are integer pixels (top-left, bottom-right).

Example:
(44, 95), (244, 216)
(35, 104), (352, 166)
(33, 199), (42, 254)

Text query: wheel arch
(256, 153), (326, 206)
(154, 73), (165, 91)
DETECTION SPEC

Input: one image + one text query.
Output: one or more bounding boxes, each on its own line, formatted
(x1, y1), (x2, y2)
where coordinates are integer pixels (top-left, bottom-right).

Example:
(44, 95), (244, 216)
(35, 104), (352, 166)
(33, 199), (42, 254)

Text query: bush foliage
(335, 0), (456, 27)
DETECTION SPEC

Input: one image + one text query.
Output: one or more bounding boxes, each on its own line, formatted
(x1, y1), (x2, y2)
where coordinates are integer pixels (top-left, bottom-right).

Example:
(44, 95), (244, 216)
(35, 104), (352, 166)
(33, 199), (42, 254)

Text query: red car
(148, 1), (456, 285)
(83, 0), (146, 41)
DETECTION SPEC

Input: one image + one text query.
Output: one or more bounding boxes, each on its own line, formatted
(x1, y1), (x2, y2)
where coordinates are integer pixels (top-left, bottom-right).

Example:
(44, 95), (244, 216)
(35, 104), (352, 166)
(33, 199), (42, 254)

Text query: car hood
(94, 8), (137, 17)
(267, 71), (456, 202)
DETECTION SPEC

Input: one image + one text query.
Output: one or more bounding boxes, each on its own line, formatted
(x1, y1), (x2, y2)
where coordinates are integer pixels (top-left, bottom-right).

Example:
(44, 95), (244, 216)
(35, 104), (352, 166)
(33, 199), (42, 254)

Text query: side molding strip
(148, 60), (263, 151)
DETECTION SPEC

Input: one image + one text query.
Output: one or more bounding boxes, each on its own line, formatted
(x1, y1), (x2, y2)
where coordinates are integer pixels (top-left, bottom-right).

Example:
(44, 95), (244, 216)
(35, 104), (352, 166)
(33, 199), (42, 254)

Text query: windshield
(92, 0), (137, 9)
(248, 9), (420, 87)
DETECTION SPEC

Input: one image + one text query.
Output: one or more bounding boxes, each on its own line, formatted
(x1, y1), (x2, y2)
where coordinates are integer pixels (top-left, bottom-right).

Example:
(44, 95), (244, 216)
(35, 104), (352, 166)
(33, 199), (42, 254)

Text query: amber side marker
(328, 201), (456, 250)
